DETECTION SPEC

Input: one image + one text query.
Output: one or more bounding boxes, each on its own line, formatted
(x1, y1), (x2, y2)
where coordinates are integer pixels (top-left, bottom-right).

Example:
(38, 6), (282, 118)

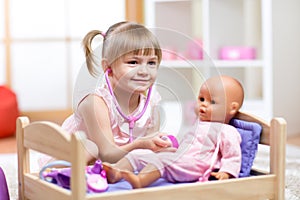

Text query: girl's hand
(153, 134), (172, 148)
(155, 146), (178, 153)
(154, 135), (178, 152)
(136, 133), (177, 152)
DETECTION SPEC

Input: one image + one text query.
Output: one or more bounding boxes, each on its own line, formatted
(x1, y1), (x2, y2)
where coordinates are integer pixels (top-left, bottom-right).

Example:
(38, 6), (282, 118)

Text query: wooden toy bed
(17, 111), (286, 200)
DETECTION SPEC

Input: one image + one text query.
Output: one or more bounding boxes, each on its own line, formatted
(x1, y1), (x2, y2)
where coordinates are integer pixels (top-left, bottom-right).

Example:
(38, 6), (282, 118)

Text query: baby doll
(103, 75), (244, 188)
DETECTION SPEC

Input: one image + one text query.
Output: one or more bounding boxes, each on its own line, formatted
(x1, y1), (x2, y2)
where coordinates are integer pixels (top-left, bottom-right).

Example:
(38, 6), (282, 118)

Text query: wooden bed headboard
(235, 111), (270, 145)
(17, 117), (87, 199)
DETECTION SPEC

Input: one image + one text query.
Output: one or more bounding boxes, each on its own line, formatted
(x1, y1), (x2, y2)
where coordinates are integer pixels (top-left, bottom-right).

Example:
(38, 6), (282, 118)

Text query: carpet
(1, 145), (300, 200)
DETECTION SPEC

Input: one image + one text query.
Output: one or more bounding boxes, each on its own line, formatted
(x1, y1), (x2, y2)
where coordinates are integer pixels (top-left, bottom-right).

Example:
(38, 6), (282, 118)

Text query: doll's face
(196, 76), (242, 124)
(197, 82), (228, 123)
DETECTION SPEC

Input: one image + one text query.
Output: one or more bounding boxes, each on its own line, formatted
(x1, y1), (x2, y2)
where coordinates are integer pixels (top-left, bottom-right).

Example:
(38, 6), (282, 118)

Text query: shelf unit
(144, 0), (272, 121)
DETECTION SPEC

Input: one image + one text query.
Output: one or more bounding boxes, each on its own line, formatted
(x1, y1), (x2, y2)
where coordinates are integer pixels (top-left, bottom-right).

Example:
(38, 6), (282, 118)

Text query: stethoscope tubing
(104, 69), (152, 142)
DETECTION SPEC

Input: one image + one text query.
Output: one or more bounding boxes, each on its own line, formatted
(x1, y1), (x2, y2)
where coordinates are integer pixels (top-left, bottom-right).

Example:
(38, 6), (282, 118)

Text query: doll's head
(196, 75), (244, 124)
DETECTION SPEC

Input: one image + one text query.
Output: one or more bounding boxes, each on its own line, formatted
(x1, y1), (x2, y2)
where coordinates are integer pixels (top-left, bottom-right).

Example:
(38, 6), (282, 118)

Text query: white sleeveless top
(62, 77), (161, 146)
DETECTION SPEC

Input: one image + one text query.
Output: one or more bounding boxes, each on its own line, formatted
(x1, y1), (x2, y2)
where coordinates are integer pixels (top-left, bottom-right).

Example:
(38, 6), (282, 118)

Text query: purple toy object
(41, 160), (108, 193)
(0, 167), (10, 200)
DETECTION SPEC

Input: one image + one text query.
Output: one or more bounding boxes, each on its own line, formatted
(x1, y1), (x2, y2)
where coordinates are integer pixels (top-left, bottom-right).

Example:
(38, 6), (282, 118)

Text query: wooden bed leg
(270, 118), (286, 200)
(16, 117), (30, 200)
(71, 131), (87, 200)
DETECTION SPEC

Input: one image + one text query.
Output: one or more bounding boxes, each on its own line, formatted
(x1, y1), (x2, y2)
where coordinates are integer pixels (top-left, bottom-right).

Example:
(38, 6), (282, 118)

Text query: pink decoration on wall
(162, 47), (178, 60)
(186, 39), (203, 60)
(219, 46), (256, 60)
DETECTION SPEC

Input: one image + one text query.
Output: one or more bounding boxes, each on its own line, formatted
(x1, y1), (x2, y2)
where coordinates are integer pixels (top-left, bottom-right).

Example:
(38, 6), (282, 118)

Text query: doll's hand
(210, 171), (230, 180)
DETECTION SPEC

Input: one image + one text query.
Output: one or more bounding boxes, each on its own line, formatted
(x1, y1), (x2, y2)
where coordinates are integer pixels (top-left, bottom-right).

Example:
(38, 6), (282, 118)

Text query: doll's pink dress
(126, 121), (242, 182)
(62, 80), (161, 145)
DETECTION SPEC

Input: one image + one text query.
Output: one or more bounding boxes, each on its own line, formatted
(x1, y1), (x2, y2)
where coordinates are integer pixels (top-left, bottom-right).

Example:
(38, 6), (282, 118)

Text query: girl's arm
(78, 95), (171, 163)
(144, 105), (177, 152)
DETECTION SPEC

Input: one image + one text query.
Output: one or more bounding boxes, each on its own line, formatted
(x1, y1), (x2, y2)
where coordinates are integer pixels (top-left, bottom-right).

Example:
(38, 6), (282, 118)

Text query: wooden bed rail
(270, 117), (286, 200)
(16, 112), (287, 200)
(17, 116), (87, 200)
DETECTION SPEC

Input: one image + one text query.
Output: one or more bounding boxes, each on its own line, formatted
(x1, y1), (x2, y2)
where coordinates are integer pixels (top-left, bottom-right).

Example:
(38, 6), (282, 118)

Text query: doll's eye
(211, 100), (216, 104)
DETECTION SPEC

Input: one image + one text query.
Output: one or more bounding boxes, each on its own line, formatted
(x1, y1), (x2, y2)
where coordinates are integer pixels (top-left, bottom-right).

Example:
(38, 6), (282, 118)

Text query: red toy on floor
(0, 86), (19, 138)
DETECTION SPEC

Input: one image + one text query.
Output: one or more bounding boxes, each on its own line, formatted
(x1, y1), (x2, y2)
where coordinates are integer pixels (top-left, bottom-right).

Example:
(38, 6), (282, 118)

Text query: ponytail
(82, 30), (104, 77)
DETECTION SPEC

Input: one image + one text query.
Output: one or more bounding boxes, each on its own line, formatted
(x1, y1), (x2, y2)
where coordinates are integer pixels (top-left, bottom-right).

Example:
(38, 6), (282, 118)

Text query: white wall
(273, 0), (300, 136)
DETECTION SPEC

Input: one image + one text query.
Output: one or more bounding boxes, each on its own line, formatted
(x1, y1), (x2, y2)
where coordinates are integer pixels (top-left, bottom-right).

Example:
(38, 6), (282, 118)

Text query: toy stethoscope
(104, 68), (152, 143)
(39, 160), (108, 193)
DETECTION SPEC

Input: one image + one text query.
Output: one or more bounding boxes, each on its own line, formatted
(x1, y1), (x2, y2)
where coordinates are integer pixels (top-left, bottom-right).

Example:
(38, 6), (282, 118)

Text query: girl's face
(196, 82), (229, 123)
(111, 51), (159, 94)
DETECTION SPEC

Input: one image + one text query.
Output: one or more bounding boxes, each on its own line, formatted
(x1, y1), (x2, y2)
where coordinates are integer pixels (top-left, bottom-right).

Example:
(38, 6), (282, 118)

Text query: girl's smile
(110, 52), (159, 93)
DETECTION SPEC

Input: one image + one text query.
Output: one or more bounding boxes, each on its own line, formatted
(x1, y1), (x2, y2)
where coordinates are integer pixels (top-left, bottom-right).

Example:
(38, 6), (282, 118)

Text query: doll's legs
(121, 163), (161, 189)
(103, 160), (161, 188)
(104, 149), (164, 187)
(102, 157), (134, 183)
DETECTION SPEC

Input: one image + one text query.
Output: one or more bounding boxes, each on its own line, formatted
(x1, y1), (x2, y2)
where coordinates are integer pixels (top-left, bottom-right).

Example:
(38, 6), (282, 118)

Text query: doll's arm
(210, 171), (231, 180)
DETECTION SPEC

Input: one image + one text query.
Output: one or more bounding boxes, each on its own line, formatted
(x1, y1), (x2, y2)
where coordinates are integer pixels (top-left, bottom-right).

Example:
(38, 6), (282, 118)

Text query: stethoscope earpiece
(106, 68), (112, 74)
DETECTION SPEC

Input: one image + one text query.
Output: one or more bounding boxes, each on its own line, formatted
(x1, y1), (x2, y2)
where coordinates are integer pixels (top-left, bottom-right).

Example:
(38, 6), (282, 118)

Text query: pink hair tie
(100, 32), (106, 37)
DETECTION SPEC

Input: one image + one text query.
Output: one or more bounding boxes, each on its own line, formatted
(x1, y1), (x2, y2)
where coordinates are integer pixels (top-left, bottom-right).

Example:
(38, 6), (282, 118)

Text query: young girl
(62, 21), (173, 164)
(103, 75), (244, 188)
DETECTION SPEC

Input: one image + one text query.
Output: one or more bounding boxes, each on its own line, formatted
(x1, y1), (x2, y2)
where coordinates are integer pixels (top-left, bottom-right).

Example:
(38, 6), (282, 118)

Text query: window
(2, 0), (125, 111)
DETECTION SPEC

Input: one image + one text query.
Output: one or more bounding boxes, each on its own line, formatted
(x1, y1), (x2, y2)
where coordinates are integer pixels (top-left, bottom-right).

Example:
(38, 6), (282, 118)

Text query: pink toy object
(219, 46), (256, 60)
(40, 160), (108, 193)
(161, 135), (179, 149)
(185, 39), (203, 60)
(162, 47), (178, 60)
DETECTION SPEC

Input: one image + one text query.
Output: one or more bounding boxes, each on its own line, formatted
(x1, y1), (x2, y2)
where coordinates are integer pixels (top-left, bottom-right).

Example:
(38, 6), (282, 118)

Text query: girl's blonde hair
(82, 21), (162, 77)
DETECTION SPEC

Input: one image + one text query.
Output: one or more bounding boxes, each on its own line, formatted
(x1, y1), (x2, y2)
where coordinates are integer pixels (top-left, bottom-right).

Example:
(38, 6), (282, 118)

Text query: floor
(0, 135), (17, 153)
(0, 111), (70, 154)
(1, 134), (300, 154)
(286, 134), (300, 147)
